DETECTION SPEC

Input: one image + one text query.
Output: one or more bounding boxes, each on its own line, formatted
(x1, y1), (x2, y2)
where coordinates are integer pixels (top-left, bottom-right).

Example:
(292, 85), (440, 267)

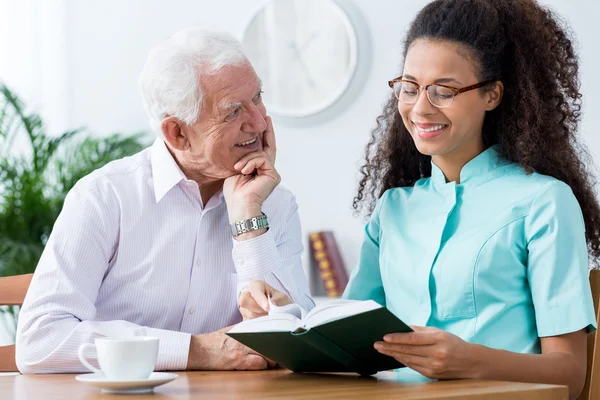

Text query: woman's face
(398, 39), (502, 160)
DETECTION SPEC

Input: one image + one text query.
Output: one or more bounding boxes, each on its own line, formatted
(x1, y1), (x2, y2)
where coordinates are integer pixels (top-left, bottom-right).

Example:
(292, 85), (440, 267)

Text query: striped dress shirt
(15, 139), (314, 373)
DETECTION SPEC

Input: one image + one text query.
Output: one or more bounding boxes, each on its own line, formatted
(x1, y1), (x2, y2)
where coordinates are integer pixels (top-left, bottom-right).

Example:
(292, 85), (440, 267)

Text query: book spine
(308, 231), (349, 297)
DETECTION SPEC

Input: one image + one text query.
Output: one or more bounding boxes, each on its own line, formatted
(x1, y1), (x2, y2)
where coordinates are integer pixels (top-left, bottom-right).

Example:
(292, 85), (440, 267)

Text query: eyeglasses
(388, 76), (497, 108)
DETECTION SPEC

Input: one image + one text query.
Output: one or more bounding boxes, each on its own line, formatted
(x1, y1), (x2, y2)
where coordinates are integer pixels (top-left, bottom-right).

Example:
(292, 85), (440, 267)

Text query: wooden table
(0, 370), (568, 399)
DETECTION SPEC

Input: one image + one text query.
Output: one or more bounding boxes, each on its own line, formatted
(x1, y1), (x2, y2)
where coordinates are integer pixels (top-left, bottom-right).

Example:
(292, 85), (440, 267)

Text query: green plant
(0, 84), (147, 340)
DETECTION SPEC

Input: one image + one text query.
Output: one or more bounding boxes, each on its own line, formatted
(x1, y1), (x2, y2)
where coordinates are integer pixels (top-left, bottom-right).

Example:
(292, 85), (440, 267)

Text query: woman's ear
(161, 116), (190, 151)
(485, 81), (504, 111)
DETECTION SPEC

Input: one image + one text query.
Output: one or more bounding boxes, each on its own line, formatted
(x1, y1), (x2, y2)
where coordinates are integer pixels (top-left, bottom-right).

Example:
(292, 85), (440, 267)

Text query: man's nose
(243, 105), (267, 132)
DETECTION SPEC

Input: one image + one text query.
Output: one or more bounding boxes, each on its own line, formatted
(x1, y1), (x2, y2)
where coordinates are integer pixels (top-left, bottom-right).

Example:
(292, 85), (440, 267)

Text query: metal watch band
(230, 214), (269, 237)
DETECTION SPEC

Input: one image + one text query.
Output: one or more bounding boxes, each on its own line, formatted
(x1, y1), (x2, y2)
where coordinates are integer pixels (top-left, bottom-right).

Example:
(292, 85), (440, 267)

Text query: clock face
(243, 0), (358, 117)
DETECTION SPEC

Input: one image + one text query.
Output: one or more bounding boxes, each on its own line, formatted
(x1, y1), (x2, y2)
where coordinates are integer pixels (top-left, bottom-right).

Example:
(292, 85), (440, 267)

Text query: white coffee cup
(78, 337), (159, 381)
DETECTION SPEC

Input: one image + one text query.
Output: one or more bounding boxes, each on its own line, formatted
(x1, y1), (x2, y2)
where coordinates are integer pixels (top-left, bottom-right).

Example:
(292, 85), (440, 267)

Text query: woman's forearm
(469, 344), (586, 400)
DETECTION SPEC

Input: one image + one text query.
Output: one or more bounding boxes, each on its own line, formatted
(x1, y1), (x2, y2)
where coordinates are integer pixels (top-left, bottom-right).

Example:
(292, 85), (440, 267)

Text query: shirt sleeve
(15, 181), (191, 374)
(231, 193), (314, 313)
(525, 180), (597, 337)
(342, 192), (387, 306)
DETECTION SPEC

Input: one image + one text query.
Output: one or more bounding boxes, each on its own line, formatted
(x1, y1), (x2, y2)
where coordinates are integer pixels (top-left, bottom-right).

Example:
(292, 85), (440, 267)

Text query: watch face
(243, 0), (357, 117)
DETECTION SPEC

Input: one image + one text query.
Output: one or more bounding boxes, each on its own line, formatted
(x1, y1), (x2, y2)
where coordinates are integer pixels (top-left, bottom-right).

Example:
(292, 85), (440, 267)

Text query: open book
(227, 299), (412, 376)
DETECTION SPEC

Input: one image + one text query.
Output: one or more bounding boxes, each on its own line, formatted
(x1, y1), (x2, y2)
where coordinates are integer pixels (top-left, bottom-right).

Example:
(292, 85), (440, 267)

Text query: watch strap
(231, 214), (269, 237)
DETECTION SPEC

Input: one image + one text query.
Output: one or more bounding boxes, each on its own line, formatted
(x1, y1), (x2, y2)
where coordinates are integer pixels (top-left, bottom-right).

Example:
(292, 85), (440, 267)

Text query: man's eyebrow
(221, 101), (242, 111)
(220, 79), (263, 112)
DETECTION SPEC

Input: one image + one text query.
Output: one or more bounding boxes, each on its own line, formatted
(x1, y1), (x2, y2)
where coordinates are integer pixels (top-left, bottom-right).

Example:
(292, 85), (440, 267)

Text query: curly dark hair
(354, 0), (600, 262)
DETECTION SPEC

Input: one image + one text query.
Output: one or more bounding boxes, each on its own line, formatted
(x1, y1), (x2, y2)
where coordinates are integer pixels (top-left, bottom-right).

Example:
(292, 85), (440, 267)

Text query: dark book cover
(227, 307), (412, 376)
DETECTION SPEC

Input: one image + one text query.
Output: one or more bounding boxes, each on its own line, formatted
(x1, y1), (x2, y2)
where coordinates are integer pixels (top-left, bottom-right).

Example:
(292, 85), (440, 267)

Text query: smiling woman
(345, 1), (600, 399)
(392, 40), (504, 170)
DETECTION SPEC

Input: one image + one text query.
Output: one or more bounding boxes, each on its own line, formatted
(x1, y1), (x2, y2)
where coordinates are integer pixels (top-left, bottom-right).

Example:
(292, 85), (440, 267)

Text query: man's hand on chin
(223, 116), (280, 241)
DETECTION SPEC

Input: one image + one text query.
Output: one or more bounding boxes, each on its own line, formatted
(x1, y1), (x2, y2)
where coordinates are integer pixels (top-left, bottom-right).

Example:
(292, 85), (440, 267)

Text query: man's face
(179, 63), (267, 179)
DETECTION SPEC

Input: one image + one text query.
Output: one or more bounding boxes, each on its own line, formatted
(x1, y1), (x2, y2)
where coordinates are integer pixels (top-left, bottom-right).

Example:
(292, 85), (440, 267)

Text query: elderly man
(16, 29), (314, 373)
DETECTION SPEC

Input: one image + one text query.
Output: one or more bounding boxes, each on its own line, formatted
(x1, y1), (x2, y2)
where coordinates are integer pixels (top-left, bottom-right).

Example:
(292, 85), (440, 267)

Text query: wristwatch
(230, 214), (269, 237)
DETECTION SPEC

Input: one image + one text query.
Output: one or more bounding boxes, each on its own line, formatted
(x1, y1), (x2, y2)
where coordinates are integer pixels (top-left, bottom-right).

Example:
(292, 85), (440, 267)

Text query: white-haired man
(16, 29), (314, 373)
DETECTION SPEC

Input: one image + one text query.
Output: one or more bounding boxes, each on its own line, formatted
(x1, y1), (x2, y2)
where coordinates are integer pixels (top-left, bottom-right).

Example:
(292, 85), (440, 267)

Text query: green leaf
(0, 83), (148, 277)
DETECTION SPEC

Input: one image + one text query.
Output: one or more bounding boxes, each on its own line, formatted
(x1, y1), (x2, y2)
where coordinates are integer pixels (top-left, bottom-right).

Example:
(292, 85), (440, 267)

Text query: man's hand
(223, 116), (280, 234)
(374, 326), (478, 379)
(239, 280), (292, 320)
(187, 326), (276, 370)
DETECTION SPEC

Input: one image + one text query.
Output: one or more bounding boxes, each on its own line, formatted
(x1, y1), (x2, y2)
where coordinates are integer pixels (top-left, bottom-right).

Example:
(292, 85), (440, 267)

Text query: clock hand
(289, 41), (317, 89)
(299, 31), (320, 53)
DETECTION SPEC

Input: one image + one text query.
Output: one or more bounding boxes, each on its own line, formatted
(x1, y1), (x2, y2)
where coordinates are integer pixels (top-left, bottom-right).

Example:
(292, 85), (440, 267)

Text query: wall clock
(242, 0), (362, 119)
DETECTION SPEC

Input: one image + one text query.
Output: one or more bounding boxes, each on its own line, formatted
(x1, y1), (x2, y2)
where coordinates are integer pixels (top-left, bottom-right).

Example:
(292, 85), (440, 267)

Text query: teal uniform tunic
(344, 145), (596, 356)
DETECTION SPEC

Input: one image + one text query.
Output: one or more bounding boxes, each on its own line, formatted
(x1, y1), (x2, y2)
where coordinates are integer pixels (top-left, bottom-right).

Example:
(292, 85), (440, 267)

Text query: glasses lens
(427, 85), (454, 108)
(395, 81), (419, 104)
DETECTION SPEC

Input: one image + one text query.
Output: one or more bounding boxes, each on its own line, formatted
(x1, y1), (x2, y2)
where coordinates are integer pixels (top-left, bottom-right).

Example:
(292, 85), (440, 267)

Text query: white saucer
(75, 372), (178, 394)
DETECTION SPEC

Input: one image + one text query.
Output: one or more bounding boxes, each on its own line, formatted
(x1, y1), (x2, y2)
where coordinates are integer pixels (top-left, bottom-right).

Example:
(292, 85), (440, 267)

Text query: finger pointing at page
(248, 281), (271, 311)
(239, 281), (293, 321)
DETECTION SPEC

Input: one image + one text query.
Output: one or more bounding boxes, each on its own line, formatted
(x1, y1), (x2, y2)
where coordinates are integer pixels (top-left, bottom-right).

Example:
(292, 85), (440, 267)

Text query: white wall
(0, 0), (68, 135)
(2, 0), (600, 278)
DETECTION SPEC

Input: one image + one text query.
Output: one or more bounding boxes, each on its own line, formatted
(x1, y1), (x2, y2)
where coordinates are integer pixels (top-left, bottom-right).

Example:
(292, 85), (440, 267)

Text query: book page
(304, 299), (382, 329)
(228, 313), (301, 333)
(268, 295), (306, 319)
(228, 299), (383, 333)
(303, 299), (357, 321)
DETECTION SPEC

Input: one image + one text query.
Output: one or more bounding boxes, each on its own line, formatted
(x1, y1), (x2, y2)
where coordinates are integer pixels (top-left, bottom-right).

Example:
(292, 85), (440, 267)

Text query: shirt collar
(150, 139), (226, 207)
(431, 144), (506, 186)
(150, 138), (187, 203)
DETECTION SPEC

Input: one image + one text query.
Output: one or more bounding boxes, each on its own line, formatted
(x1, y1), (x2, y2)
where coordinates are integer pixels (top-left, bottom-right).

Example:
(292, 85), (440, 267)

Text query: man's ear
(161, 116), (189, 151)
(485, 81), (504, 111)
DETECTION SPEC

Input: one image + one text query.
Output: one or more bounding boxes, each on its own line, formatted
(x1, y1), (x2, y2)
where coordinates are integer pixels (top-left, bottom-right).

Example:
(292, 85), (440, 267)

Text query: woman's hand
(374, 326), (479, 379)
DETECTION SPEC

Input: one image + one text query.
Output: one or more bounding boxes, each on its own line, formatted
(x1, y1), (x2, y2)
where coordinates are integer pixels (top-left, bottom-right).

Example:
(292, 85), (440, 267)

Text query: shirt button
(195, 259), (202, 267)
(189, 307), (196, 314)
(236, 258), (244, 266)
